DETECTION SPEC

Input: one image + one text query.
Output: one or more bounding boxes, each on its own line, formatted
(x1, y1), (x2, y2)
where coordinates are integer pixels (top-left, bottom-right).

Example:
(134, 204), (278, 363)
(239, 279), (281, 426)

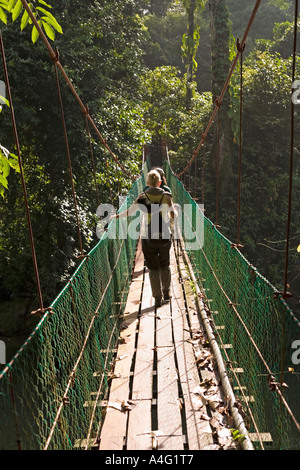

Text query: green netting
(1, 157), (300, 450)
(165, 161), (300, 450)
(0, 169), (147, 450)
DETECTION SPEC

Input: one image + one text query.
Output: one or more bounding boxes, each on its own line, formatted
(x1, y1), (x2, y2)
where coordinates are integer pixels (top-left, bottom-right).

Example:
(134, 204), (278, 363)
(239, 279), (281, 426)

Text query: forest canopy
(0, 0), (299, 338)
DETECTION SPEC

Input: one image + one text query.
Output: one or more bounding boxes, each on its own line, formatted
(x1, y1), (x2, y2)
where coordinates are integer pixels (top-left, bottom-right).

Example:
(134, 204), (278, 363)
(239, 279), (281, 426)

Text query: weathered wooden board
(127, 269), (155, 450)
(155, 247), (184, 450)
(99, 242), (144, 450)
(171, 247), (215, 450)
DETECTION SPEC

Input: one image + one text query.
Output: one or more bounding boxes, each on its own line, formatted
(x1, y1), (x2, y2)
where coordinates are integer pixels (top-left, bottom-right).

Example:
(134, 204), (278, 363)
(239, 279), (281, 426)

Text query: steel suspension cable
(201, 136), (205, 205)
(215, 103), (221, 228)
(43, 237), (127, 450)
(19, 0), (136, 181)
(277, 0), (299, 441)
(236, 39), (246, 248)
(283, 0), (298, 299)
(0, 31), (44, 313)
(171, 0), (262, 179)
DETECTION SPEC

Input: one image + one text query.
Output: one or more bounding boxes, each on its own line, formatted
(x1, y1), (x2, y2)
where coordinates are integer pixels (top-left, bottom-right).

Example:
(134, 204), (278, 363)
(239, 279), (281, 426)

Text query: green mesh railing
(0, 168), (147, 450)
(1, 157), (300, 450)
(165, 161), (300, 450)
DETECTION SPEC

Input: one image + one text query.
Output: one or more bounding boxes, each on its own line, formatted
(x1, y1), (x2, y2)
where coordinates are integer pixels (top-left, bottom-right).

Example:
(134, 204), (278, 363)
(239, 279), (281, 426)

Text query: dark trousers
(142, 239), (171, 300)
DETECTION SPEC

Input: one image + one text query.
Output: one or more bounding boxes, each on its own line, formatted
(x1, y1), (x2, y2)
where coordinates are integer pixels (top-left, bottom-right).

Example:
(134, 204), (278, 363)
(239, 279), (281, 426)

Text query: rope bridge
(0, 172), (145, 450)
(0, 156), (300, 450)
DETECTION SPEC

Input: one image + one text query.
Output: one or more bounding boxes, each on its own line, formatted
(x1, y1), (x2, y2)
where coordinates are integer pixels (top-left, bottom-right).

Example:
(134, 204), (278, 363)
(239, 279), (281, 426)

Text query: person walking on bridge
(111, 169), (176, 308)
(143, 167), (172, 195)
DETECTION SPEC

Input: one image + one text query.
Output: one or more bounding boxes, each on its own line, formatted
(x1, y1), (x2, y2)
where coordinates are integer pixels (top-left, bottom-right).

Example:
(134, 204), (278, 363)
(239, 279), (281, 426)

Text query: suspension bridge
(0, 0), (300, 451)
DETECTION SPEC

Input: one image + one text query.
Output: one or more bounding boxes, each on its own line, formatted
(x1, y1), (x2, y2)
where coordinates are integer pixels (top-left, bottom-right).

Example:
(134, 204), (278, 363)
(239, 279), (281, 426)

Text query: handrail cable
(19, 0), (136, 181)
(44, 237), (127, 450)
(171, 0), (262, 178)
(283, 0), (298, 299)
(0, 31), (44, 313)
(236, 38), (246, 248)
(180, 209), (300, 436)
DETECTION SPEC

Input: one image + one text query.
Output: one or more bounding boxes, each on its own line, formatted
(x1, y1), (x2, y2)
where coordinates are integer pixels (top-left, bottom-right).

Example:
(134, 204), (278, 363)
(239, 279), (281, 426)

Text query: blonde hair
(146, 169), (161, 187)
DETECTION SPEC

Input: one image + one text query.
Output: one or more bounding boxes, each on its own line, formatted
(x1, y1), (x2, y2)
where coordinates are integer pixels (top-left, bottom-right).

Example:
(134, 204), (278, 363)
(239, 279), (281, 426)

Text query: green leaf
(0, 174), (8, 189)
(36, 7), (62, 33)
(0, 94), (9, 107)
(31, 22), (40, 44)
(8, 154), (20, 173)
(42, 18), (55, 41)
(0, 156), (10, 177)
(38, 0), (52, 8)
(0, 6), (7, 23)
(7, 0), (17, 12)
(11, 0), (22, 21)
(20, 9), (29, 30)
(0, 1), (10, 11)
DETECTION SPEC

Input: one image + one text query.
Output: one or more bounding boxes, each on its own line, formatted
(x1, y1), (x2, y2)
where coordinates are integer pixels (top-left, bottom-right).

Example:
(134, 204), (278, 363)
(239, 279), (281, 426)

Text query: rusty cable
(194, 150), (197, 197)
(215, 105), (220, 227)
(0, 31), (44, 312)
(171, 0), (262, 179)
(278, 0), (299, 436)
(44, 238), (127, 450)
(202, 137), (205, 205)
(237, 39), (246, 247)
(19, 0), (135, 180)
(283, 0), (298, 298)
(199, 240), (300, 435)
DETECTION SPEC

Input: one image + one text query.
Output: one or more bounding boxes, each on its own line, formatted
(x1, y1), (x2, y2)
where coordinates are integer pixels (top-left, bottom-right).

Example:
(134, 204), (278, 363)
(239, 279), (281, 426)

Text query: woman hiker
(111, 169), (176, 308)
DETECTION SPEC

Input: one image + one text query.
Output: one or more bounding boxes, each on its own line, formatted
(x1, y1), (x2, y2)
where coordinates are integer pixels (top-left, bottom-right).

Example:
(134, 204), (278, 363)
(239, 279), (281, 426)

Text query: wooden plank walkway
(98, 239), (238, 451)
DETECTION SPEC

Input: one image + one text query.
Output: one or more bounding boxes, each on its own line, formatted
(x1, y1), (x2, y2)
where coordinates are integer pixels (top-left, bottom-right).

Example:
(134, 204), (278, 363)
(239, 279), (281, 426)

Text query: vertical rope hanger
(52, 49), (85, 260)
(194, 149), (197, 198)
(201, 136), (206, 205)
(234, 38), (246, 249)
(215, 99), (221, 228)
(0, 31), (45, 314)
(282, 0), (298, 300)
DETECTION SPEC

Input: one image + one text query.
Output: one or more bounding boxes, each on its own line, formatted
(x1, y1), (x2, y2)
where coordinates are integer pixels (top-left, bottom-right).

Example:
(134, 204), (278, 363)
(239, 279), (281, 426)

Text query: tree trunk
(209, 0), (234, 217)
(186, 0), (196, 108)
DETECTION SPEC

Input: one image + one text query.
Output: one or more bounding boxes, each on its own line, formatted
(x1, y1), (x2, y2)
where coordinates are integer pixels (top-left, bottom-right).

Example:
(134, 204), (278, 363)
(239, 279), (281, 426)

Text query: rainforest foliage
(0, 0), (299, 336)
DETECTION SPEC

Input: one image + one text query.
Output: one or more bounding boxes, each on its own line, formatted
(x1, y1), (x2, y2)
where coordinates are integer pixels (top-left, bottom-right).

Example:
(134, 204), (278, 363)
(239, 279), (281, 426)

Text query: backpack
(139, 191), (171, 247)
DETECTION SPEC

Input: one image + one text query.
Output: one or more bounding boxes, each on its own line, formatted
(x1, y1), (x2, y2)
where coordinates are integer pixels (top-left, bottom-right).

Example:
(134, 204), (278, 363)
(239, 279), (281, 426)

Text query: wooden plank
(126, 399), (153, 450)
(99, 242), (144, 450)
(249, 433), (273, 443)
(155, 246), (184, 450)
(127, 269), (155, 450)
(130, 270), (155, 401)
(170, 247), (215, 450)
(177, 252), (237, 450)
(156, 346), (184, 450)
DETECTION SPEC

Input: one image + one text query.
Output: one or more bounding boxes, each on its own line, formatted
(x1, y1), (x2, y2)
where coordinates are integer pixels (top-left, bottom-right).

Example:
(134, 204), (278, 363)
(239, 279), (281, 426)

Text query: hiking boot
(155, 297), (162, 308)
